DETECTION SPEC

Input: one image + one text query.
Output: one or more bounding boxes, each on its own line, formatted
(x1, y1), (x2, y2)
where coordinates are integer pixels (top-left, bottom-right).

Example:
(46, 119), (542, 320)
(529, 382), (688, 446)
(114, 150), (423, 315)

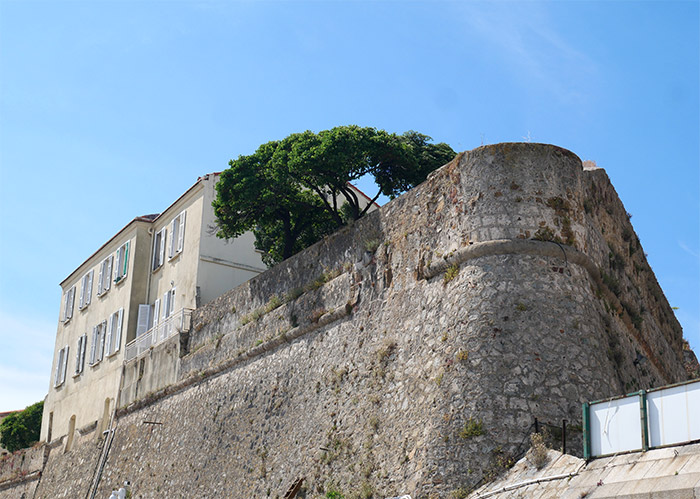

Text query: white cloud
(459, 2), (599, 104)
(678, 240), (700, 259)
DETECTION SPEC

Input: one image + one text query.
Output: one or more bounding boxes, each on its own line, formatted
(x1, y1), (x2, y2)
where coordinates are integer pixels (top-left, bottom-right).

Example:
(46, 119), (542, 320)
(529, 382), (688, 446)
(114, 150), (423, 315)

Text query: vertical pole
(534, 417), (539, 434)
(562, 419), (567, 455)
(640, 390), (649, 452)
(582, 402), (591, 460)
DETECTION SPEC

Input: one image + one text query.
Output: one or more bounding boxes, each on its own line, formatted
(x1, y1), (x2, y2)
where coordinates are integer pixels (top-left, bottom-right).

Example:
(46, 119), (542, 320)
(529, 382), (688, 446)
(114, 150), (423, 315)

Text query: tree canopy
(213, 126), (455, 265)
(0, 401), (43, 452)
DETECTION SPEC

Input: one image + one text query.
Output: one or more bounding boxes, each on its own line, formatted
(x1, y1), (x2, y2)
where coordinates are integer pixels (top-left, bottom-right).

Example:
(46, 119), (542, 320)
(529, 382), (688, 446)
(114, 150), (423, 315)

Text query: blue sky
(0, 0), (697, 412)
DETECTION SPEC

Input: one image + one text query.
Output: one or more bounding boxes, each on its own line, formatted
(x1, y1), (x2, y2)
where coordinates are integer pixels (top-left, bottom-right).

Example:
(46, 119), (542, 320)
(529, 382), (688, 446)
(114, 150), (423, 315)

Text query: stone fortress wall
(3, 143), (695, 499)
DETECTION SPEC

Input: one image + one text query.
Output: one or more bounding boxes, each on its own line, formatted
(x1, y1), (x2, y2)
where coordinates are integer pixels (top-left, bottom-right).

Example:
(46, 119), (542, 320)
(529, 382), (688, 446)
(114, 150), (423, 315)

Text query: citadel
(1, 143), (698, 498)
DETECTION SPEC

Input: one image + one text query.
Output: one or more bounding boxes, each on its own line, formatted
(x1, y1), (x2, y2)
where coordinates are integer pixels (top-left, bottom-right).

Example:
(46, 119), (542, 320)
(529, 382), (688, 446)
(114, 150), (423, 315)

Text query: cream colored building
(41, 174), (377, 447)
(40, 173), (267, 445)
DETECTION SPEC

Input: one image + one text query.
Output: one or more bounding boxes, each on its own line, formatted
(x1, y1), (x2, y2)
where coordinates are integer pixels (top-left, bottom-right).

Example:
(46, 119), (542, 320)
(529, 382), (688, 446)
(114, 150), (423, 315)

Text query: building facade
(40, 173), (267, 444)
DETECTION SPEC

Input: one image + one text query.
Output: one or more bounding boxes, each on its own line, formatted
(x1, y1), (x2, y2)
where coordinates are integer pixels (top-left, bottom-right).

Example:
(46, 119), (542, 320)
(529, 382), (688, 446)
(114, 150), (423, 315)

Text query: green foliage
(459, 418), (485, 439)
(0, 401), (43, 452)
(214, 126), (454, 265)
(326, 490), (345, 499)
(444, 263), (460, 284)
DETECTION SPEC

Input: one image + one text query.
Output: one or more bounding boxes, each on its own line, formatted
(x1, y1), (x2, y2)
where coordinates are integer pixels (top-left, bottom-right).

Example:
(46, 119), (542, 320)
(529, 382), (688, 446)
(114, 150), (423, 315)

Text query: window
(114, 241), (130, 283)
(97, 255), (113, 296)
(54, 345), (69, 387)
(63, 286), (75, 323)
(74, 334), (87, 376)
(152, 228), (167, 270)
(78, 270), (94, 310)
(162, 288), (176, 321)
(105, 308), (123, 356)
(90, 321), (107, 365)
(136, 304), (152, 337)
(168, 211), (186, 259)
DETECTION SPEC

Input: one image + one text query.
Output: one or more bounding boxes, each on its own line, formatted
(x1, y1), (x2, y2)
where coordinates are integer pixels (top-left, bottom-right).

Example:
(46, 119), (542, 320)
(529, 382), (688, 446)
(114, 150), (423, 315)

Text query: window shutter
(160, 229), (167, 265)
(169, 219), (177, 258)
(177, 211), (186, 253)
(69, 288), (75, 318)
(79, 276), (86, 309)
(106, 256), (113, 290)
(54, 350), (62, 386)
(162, 291), (170, 320)
(97, 262), (104, 296)
(113, 308), (123, 353)
(153, 299), (160, 326)
(115, 247), (122, 281)
(86, 270), (93, 305)
(99, 322), (106, 361)
(136, 304), (151, 337)
(169, 288), (176, 315)
(123, 241), (129, 277)
(90, 327), (98, 364)
(60, 346), (69, 385)
(75, 340), (81, 374)
(152, 233), (160, 270)
(106, 314), (114, 355)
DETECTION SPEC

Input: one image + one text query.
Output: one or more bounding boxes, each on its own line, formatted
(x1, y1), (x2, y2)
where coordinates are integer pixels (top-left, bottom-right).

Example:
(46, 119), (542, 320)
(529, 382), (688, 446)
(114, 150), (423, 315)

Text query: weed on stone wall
(444, 264), (460, 284)
(459, 418), (485, 439)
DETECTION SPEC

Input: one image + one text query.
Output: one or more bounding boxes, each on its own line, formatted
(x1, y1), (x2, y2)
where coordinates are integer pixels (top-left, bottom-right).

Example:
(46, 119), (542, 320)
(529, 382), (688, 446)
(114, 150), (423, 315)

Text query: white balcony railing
(125, 308), (192, 362)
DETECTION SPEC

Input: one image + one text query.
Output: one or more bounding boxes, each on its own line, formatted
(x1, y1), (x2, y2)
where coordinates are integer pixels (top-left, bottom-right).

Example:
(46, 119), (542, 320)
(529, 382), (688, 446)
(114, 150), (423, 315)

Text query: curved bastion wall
(23, 143), (693, 499)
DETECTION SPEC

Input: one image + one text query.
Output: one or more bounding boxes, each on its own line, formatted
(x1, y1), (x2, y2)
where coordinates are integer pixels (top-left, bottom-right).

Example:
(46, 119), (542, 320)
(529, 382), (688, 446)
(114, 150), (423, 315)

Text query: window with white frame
(136, 304), (152, 337)
(74, 334), (87, 376)
(105, 308), (124, 356)
(168, 211), (186, 259)
(54, 345), (69, 387)
(114, 241), (130, 284)
(152, 228), (167, 271)
(162, 287), (176, 321)
(63, 286), (75, 323)
(78, 270), (94, 310)
(97, 255), (113, 296)
(89, 320), (107, 365)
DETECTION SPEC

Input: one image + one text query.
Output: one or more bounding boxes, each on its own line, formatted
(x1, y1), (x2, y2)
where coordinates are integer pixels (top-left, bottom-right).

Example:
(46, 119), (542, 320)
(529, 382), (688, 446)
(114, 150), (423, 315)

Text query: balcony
(125, 308), (193, 362)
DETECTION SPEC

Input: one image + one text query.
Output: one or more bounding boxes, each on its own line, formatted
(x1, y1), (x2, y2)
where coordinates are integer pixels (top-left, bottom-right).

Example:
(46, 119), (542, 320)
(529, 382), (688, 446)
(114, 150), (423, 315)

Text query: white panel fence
(583, 379), (700, 459)
(124, 308), (192, 362)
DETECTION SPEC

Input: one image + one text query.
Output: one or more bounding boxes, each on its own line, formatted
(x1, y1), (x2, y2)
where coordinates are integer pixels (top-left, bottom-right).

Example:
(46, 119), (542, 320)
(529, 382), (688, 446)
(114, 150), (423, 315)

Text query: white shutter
(115, 247), (122, 280)
(90, 326), (98, 364)
(162, 291), (170, 320)
(75, 340), (81, 374)
(153, 299), (160, 326)
(60, 346), (69, 385)
(169, 288), (176, 315)
(97, 261), (104, 296)
(99, 322), (106, 361)
(113, 308), (123, 353)
(69, 288), (75, 318)
(86, 270), (93, 305)
(105, 256), (113, 290)
(136, 304), (151, 337)
(177, 211), (186, 253)
(159, 229), (166, 265)
(54, 349), (63, 386)
(79, 276), (86, 309)
(169, 219), (177, 258)
(106, 314), (114, 355)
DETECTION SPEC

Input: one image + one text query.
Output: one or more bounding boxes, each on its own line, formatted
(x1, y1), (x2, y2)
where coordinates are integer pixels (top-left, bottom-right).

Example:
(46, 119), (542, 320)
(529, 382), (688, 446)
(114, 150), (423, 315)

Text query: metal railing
(125, 308), (193, 362)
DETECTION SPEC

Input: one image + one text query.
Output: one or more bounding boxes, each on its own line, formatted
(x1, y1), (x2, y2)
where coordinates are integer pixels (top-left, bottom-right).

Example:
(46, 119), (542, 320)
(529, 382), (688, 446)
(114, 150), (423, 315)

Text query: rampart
(3, 143), (695, 499)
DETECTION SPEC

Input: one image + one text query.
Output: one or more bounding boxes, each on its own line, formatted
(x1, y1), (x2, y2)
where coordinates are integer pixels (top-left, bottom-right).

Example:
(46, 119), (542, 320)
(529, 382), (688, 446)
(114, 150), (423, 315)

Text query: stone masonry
(4, 143), (695, 499)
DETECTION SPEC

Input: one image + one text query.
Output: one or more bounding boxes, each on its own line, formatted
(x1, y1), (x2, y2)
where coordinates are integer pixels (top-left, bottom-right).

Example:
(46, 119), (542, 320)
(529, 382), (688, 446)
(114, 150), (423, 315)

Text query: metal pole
(562, 419), (567, 455)
(639, 390), (649, 452)
(582, 403), (591, 460)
